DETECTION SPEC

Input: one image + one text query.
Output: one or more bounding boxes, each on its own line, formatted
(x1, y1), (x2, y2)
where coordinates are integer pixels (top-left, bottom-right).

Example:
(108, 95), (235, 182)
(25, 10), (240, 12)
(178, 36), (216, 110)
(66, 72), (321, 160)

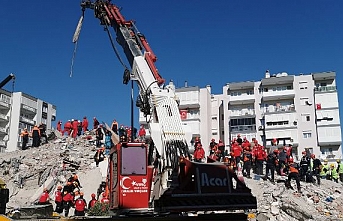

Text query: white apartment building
(0, 90), (56, 152)
(139, 71), (342, 161)
(223, 71), (341, 161)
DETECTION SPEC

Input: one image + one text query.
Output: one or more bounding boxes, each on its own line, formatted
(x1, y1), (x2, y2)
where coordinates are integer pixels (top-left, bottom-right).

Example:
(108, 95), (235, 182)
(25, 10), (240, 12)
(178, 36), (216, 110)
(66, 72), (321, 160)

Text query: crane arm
(0, 73), (15, 89)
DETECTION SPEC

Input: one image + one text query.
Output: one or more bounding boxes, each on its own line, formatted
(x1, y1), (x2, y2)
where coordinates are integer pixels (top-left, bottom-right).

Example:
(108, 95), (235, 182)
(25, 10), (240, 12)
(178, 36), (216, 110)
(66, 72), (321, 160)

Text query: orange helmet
(73, 174), (78, 180)
(91, 193), (96, 198)
(273, 149), (279, 154)
(102, 192), (107, 197)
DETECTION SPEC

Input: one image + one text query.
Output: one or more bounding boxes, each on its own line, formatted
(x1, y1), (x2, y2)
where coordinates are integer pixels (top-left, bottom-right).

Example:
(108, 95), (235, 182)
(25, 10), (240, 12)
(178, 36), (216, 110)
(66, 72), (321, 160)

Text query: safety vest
(330, 168), (339, 179)
(320, 164), (329, 176)
(338, 163), (343, 174)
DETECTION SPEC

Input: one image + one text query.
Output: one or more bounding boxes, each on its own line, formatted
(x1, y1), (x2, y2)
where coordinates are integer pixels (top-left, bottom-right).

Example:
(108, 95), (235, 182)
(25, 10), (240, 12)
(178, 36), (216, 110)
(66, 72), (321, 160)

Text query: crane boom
(0, 73), (15, 89)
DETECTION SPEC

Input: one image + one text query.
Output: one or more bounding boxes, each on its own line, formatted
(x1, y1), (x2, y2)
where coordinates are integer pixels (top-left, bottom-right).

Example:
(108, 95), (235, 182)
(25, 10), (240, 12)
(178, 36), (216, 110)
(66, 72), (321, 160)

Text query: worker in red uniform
(231, 141), (243, 167)
(217, 139), (225, 162)
(38, 188), (50, 204)
(193, 143), (205, 162)
(74, 192), (87, 216)
(100, 192), (109, 204)
(72, 119), (79, 138)
(138, 125), (146, 142)
(88, 193), (98, 209)
(111, 119), (119, 135)
(82, 116), (89, 133)
(254, 144), (266, 175)
(54, 186), (63, 213)
(62, 120), (72, 136)
(57, 120), (62, 133)
(93, 117), (99, 130)
(62, 190), (74, 217)
(242, 146), (253, 178)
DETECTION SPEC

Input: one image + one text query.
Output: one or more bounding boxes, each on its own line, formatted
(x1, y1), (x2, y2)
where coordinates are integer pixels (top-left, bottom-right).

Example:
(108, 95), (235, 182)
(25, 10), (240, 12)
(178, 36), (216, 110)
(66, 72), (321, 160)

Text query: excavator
(73, 1), (257, 220)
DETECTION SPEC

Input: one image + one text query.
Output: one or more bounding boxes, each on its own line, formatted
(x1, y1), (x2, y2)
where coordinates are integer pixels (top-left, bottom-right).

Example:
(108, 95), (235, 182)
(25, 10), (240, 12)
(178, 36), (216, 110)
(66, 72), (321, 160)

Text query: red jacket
(39, 192), (49, 203)
(63, 192), (74, 203)
(255, 147), (267, 160)
(231, 144), (242, 157)
(88, 198), (97, 209)
(101, 197), (109, 204)
(75, 198), (87, 211)
(194, 147), (205, 160)
(82, 119), (89, 130)
(55, 190), (62, 203)
(64, 121), (72, 130)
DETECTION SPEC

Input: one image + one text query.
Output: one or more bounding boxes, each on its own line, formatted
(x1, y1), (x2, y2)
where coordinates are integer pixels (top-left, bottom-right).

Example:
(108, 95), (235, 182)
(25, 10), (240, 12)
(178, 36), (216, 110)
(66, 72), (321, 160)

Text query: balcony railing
(230, 125), (256, 132)
(0, 140), (6, 146)
(230, 109), (255, 117)
(20, 116), (35, 125)
(21, 104), (36, 113)
(0, 127), (7, 134)
(262, 104), (295, 113)
(0, 114), (8, 121)
(315, 86), (336, 92)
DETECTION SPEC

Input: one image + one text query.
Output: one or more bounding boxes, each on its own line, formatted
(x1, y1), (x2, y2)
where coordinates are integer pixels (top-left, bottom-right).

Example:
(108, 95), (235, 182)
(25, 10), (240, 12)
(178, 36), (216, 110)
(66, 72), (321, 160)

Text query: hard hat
(79, 192), (84, 196)
(336, 159), (341, 163)
(91, 193), (96, 198)
(72, 119), (74, 121)
(273, 149), (279, 154)
(219, 139), (222, 142)
(324, 159), (328, 163)
(237, 134), (241, 137)
(211, 138), (215, 142)
(57, 185), (62, 190)
(330, 164), (335, 167)
(73, 174), (78, 179)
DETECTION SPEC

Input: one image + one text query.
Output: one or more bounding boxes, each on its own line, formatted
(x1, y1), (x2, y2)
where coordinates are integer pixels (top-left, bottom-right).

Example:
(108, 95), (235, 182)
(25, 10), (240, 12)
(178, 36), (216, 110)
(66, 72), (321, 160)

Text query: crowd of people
(193, 134), (343, 193)
(37, 173), (109, 217)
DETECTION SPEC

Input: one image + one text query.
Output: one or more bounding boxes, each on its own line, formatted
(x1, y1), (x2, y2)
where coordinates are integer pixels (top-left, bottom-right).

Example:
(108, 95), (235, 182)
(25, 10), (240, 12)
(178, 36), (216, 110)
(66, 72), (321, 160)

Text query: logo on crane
(201, 172), (228, 187)
(120, 176), (148, 190)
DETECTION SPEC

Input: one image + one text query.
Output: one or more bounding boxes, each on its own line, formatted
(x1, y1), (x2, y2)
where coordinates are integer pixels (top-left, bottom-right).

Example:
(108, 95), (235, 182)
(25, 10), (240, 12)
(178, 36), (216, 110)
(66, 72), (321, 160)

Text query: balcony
(262, 104), (295, 114)
(262, 89), (295, 101)
(230, 125), (256, 133)
(0, 126), (7, 134)
(314, 86), (337, 93)
(0, 100), (10, 109)
(230, 109), (255, 117)
(21, 104), (37, 113)
(0, 114), (8, 121)
(0, 140), (6, 146)
(229, 94), (255, 105)
(20, 116), (35, 125)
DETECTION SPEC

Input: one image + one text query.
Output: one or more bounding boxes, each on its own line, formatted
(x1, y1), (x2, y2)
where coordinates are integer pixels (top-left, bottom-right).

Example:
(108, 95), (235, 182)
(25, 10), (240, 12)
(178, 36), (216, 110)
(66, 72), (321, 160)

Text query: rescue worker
(88, 193), (98, 209)
(38, 123), (48, 144)
(299, 150), (310, 181)
(209, 138), (217, 155)
(82, 116), (89, 133)
(320, 159), (329, 178)
(57, 120), (62, 133)
(62, 190), (74, 217)
(111, 119), (119, 135)
(62, 120), (72, 136)
(231, 141), (243, 167)
(138, 125), (146, 142)
(217, 139), (225, 161)
(193, 137), (201, 149)
(31, 125), (41, 147)
(77, 120), (82, 136)
(278, 147), (288, 176)
(63, 181), (73, 193)
(327, 164), (339, 182)
(96, 124), (104, 147)
(54, 186), (63, 213)
(94, 147), (105, 167)
(242, 146), (253, 178)
(236, 134), (243, 145)
(0, 178), (9, 215)
(68, 174), (82, 190)
(311, 154), (322, 185)
(286, 158), (301, 193)
(93, 117), (99, 130)
(72, 119), (79, 139)
(104, 131), (113, 155)
(38, 188), (50, 205)
(263, 149), (278, 183)
(74, 192), (87, 216)
(337, 159), (343, 182)
(20, 128), (29, 150)
(284, 144), (293, 158)
(193, 143), (205, 162)
(254, 144), (266, 175)
(100, 192), (109, 204)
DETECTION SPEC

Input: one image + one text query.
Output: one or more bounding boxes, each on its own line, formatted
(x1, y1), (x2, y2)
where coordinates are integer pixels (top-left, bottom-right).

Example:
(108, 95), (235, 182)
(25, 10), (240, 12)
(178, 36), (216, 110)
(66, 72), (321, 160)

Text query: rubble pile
(245, 175), (343, 221)
(2, 134), (343, 220)
(0, 131), (101, 211)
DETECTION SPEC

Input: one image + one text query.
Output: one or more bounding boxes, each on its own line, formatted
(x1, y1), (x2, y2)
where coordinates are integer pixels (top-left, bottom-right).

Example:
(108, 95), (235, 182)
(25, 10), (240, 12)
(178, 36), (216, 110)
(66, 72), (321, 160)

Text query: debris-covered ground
(1, 132), (343, 220)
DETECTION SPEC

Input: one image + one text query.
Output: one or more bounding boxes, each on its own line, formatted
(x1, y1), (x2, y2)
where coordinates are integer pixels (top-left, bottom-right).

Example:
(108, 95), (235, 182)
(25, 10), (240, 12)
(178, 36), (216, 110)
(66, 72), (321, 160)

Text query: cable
(104, 24), (128, 69)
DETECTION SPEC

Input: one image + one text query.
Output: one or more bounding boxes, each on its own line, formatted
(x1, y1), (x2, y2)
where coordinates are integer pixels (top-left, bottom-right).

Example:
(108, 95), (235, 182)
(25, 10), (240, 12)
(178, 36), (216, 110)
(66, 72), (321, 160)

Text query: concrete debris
(1, 133), (343, 220)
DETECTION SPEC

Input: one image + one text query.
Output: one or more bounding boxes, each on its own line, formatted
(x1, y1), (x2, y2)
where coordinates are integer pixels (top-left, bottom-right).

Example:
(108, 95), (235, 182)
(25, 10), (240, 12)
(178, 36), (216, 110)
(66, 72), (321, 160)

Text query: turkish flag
(180, 110), (188, 120)
(316, 104), (321, 110)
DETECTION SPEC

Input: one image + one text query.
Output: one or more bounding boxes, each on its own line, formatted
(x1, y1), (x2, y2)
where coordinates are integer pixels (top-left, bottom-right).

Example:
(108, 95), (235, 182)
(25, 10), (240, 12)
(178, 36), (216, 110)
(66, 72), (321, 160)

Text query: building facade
(139, 71), (341, 161)
(223, 71), (341, 161)
(0, 90), (56, 152)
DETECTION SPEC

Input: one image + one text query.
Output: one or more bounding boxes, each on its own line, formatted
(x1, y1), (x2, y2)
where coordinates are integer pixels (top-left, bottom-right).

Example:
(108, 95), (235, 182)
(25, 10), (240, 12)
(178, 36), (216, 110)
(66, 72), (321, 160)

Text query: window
(303, 132), (312, 138)
(247, 90), (254, 95)
(300, 97), (309, 106)
(306, 116), (310, 121)
(299, 81), (308, 89)
(301, 114), (310, 122)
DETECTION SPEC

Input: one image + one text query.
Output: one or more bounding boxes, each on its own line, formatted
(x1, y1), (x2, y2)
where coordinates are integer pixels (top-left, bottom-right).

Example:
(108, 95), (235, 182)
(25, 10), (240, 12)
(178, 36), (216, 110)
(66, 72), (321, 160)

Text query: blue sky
(0, 0), (342, 130)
